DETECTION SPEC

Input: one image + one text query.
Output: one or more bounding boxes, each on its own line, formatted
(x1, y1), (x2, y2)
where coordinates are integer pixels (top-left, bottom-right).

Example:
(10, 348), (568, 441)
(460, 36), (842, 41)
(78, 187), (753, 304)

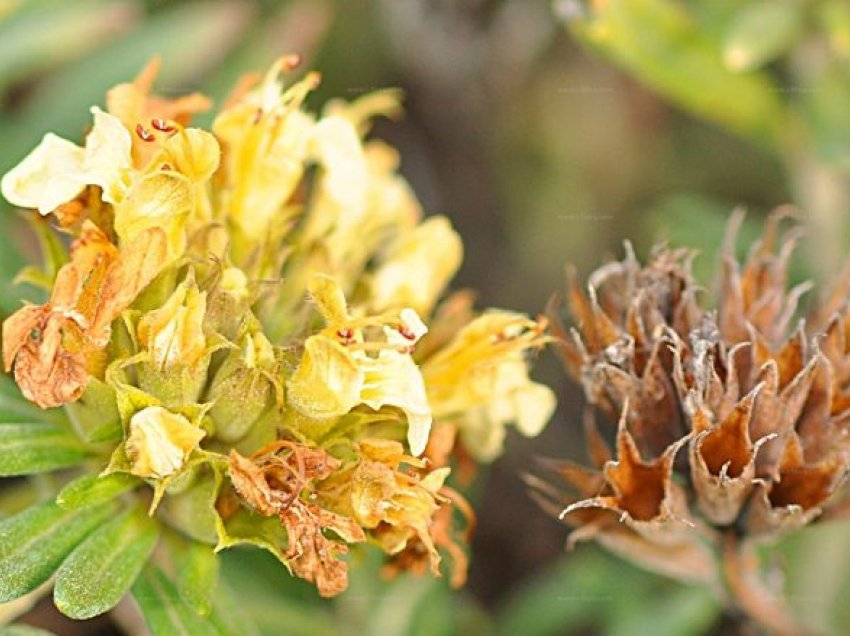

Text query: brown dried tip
(530, 210), (850, 629)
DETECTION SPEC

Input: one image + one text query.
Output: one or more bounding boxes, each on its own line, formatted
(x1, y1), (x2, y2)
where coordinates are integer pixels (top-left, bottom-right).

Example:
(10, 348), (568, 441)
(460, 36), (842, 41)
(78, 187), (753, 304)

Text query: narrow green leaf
(567, 0), (786, 147)
(0, 422), (89, 476)
(0, 0), (138, 94)
(722, 0), (804, 73)
(0, 500), (113, 602)
(0, 376), (51, 424)
(54, 506), (159, 619)
(131, 564), (216, 636)
(56, 473), (139, 511)
(174, 539), (219, 617)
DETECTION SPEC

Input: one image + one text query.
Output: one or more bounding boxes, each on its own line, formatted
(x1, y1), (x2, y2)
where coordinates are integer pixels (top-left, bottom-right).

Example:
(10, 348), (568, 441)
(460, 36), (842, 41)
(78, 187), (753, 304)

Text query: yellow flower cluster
(1, 57), (555, 595)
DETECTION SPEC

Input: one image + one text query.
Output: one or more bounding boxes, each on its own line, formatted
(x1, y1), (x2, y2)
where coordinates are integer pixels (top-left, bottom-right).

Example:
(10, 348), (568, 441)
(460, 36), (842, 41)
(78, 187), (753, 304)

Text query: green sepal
(215, 507), (291, 575)
(161, 457), (225, 544)
(56, 472), (140, 511)
(0, 499), (115, 603)
(64, 377), (122, 443)
(0, 422), (89, 476)
(53, 504), (160, 620)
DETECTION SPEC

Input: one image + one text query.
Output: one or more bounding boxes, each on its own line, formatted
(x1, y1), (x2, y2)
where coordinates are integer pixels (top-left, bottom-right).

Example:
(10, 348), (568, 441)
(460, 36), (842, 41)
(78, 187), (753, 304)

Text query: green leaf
(56, 472), (140, 511)
(0, 376), (52, 424)
(131, 564), (216, 636)
(568, 0), (786, 148)
(817, 0), (850, 64)
(0, 500), (113, 602)
(0, 0), (138, 95)
(0, 422), (89, 476)
(175, 539), (219, 617)
(207, 582), (262, 636)
(722, 1), (804, 72)
(54, 506), (159, 619)
(218, 549), (334, 636)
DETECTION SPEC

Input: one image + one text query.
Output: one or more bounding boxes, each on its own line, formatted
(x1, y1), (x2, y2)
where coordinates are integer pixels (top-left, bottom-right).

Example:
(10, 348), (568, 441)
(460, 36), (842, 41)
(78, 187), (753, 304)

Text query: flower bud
(208, 327), (280, 443)
(136, 272), (210, 403)
(138, 273), (208, 370)
(125, 405), (205, 478)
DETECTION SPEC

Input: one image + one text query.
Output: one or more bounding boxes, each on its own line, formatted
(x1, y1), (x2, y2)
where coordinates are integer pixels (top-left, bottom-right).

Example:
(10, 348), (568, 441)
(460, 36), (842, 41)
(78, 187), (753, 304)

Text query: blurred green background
(4, 0), (850, 634)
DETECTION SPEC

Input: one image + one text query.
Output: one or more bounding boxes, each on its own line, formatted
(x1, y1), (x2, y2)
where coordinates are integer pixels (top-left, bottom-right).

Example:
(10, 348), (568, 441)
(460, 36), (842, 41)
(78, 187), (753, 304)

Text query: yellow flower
(125, 405), (205, 478)
(112, 170), (194, 261)
(106, 56), (212, 168)
(453, 359), (556, 461)
(1, 107), (132, 214)
(213, 59), (319, 238)
(287, 276), (432, 455)
(422, 312), (555, 461)
(137, 274), (208, 371)
(369, 216), (463, 316)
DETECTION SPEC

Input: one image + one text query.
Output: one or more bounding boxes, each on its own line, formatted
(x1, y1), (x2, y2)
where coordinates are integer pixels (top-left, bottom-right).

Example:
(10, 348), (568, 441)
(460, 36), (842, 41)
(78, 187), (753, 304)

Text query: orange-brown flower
(533, 211), (850, 630)
(319, 438), (473, 587)
(228, 442), (365, 597)
(3, 222), (166, 408)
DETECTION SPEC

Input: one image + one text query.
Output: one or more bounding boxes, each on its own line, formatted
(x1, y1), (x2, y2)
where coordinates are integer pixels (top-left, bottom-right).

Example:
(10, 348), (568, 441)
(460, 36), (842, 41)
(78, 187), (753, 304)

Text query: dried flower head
(0, 55), (553, 619)
(531, 210), (850, 632)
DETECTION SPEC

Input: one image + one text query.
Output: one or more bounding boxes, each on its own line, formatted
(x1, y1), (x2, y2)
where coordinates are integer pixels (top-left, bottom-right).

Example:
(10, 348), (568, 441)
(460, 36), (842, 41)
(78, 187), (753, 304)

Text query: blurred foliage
(2, 0), (850, 634)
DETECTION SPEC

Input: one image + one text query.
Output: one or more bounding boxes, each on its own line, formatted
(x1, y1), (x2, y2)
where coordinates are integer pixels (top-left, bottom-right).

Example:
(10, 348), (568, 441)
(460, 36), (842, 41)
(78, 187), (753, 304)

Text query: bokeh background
(3, 0), (850, 634)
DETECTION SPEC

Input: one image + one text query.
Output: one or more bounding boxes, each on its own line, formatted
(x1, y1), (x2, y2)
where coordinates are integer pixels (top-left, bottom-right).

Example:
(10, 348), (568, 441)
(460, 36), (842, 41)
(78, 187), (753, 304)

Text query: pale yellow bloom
(113, 171), (193, 259)
(137, 274), (208, 371)
(125, 405), (205, 478)
(422, 311), (555, 461)
(369, 216), (463, 316)
(288, 276), (432, 455)
(213, 61), (318, 237)
(453, 359), (556, 461)
(286, 335), (365, 421)
(155, 128), (221, 184)
(357, 347), (432, 456)
(322, 88), (404, 136)
(1, 107), (132, 214)
(288, 336), (432, 455)
(307, 116), (368, 219)
(300, 138), (420, 295)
